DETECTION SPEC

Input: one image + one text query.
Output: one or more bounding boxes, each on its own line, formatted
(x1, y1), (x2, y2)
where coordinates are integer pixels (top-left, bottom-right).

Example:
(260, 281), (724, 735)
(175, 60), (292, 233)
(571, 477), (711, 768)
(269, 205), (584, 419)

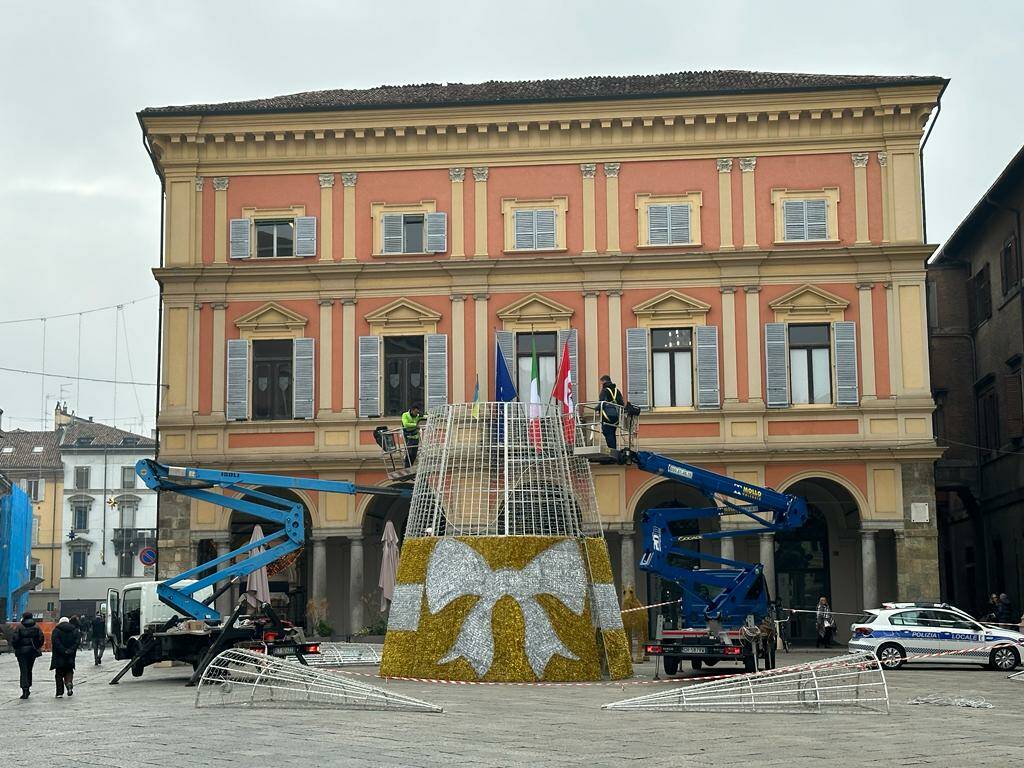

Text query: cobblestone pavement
(1, 650), (1021, 766)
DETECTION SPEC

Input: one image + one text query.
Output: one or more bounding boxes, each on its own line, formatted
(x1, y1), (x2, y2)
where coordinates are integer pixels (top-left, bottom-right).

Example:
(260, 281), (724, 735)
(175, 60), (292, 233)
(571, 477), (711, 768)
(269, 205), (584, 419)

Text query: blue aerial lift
(623, 448), (808, 674)
(107, 459), (409, 685)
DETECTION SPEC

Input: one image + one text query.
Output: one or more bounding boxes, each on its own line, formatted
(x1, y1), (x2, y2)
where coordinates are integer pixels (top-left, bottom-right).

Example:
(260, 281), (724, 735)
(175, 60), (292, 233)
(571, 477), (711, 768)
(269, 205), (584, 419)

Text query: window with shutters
(636, 193), (703, 247)
(371, 202), (446, 255)
(71, 549), (87, 579)
(32, 516), (40, 545)
(121, 466), (136, 489)
(251, 339), (295, 421)
(771, 188), (840, 244)
(501, 197), (569, 252)
(74, 466), (90, 490)
(25, 479), (41, 502)
(651, 328), (694, 407)
(255, 219), (294, 258)
(788, 324), (832, 404)
(516, 332), (558, 401)
(1000, 237), (1019, 295)
(231, 206), (314, 260)
(968, 264), (992, 328)
(1002, 368), (1023, 440)
(976, 381), (999, 458)
(383, 336), (425, 416)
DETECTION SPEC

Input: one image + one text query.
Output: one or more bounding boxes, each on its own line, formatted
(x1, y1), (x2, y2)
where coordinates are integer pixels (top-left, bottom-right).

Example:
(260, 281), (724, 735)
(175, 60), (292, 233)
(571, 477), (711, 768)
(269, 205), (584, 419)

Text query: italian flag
(528, 337), (542, 449)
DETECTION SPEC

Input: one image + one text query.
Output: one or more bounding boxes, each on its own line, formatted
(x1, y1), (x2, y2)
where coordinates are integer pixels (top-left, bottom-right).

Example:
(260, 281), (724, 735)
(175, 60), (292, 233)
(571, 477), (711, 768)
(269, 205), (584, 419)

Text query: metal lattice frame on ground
(306, 642), (383, 666)
(1009, 669), (1024, 681)
(195, 649), (441, 712)
(603, 652), (889, 715)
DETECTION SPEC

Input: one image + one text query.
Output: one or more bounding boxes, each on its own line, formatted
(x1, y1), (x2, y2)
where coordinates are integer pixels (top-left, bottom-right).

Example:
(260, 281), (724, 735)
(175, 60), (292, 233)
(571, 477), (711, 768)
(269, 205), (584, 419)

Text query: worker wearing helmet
(401, 403), (426, 465)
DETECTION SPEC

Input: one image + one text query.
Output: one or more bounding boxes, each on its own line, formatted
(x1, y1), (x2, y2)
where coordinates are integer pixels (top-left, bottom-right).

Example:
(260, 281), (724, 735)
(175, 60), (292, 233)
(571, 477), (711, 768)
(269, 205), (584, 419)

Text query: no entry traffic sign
(139, 546), (157, 566)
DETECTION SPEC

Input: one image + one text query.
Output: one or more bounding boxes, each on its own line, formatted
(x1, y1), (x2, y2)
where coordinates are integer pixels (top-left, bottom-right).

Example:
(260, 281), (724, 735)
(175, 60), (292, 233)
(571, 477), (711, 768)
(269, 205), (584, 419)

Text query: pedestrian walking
(995, 593), (1013, 624)
(815, 596), (835, 648)
(90, 611), (106, 665)
(50, 616), (80, 698)
(597, 375), (624, 449)
(11, 611), (44, 699)
(401, 403), (426, 466)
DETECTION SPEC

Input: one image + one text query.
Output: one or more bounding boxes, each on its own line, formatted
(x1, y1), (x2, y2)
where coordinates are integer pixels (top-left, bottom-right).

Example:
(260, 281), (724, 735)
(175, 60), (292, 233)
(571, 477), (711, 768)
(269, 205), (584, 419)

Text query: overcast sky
(0, 1), (1019, 436)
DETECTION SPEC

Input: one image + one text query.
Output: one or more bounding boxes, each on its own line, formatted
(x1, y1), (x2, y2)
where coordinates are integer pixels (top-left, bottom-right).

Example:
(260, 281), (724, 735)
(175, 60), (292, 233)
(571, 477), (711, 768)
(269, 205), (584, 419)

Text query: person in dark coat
(995, 593), (1014, 624)
(11, 611), (44, 699)
(50, 616), (79, 698)
(90, 612), (106, 664)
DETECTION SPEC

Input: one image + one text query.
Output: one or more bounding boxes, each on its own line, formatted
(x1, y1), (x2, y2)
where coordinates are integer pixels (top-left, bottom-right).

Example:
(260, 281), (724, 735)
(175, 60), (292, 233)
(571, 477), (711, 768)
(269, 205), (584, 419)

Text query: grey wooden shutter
(805, 199), (828, 240)
(556, 328), (578, 392)
(782, 200), (805, 241)
(514, 210), (535, 250)
(358, 336), (381, 417)
(37, 478), (45, 501)
(647, 204), (669, 245)
(425, 333), (448, 413)
(833, 321), (858, 406)
(292, 337), (315, 419)
(669, 204), (690, 244)
(694, 325), (720, 409)
(229, 219), (251, 259)
(765, 322), (789, 408)
(495, 330), (516, 383)
(382, 213), (404, 254)
(294, 216), (317, 257)
(535, 208), (556, 249)
(225, 339), (250, 420)
(425, 212), (448, 253)
(625, 327), (650, 409)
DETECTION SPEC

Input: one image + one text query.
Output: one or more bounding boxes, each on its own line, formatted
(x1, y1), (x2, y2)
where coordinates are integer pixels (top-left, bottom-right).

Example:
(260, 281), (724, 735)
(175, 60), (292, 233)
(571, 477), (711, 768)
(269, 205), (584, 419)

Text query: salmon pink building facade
(140, 71), (946, 640)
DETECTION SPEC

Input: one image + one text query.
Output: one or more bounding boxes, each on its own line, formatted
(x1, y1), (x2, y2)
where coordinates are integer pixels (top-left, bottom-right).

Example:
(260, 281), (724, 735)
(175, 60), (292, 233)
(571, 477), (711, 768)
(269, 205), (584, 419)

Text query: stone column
(473, 167), (489, 257)
(720, 287), (738, 403)
(739, 157), (757, 249)
(581, 163), (597, 253)
(318, 299), (334, 416)
(450, 294), (466, 402)
(193, 176), (204, 265)
(211, 302), (227, 418)
(215, 538), (232, 617)
(857, 283), (877, 401)
(341, 298), (357, 415)
(760, 533), (776, 598)
(341, 172), (357, 261)
(348, 536), (364, 634)
(212, 177), (229, 264)
(852, 153), (870, 244)
(583, 291), (599, 401)
(716, 158), (734, 250)
(878, 152), (891, 243)
(311, 537), (327, 604)
(603, 163), (621, 253)
(474, 294), (489, 398)
(744, 286), (762, 405)
(606, 290), (623, 386)
(861, 530), (878, 610)
(620, 533), (635, 589)
(449, 167), (465, 258)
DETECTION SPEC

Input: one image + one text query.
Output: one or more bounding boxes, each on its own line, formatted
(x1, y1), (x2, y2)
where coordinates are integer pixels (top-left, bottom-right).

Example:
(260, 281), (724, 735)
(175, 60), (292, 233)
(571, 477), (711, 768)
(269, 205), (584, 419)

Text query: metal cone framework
(306, 642), (383, 666)
(195, 649), (441, 712)
(603, 652), (889, 715)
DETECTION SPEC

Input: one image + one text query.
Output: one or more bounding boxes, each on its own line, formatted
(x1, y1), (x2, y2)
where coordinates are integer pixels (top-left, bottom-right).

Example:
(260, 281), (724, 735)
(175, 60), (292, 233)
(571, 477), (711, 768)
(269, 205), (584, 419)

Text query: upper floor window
(32, 516), (39, 545)
(383, 213), (424, 254)
(1000, 237), (1019, 295)
(121, 466), (136, 489)
(651, 328), (693, 407)
(226, 337), (315, 422)
(383, 336), (424, 416)
(636, 193), (703, 248)
(24, 478), (42, 502)
(252, 339), (294, 421)
(70, 549), (87, 579)
(968, 264), (992, 327)
(371, 204), (447, 256)
(72, 499), (90, 531)
(515, 332), (557, 400)
(74, 466), (90, 490)
(255, 219), (294, 258)
(788, 324), (832, 404)
(118, 498), (138, 529)
(783, 200), (828, 241)
(977, 381), (999, 458)
(514, 209), (557, 251)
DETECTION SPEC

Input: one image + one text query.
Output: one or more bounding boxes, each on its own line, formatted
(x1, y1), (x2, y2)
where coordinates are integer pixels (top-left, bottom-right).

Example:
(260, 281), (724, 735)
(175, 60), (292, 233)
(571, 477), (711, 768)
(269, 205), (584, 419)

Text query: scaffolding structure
(194, 649), (441, 712)
(405, 402), (602, 539)
(603, 652), (890, 715)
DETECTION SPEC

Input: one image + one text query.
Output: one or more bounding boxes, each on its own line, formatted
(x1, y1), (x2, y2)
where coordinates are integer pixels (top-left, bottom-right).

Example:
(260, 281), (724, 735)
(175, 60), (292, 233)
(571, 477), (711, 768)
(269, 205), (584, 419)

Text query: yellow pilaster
(451, 294), (466, 401)
(744, 286), (762, 404)
(341, 298), (356, 414)
(473, 167), (488, 257)
(163, 304), (190, 411)
(897, 282), (928, 394)
(878, 152), (891, 243)
(474, 294), (489, 397)
(318, 299), (334, 415)
(584, 291), (599, 400)
(211, 302), (227, 417)
(213, 177), (228, 264)
(342, 172), (357, 261)
(450, 168), (465, 258)
(717, 159), (734, 250)
(740, 157), (757, 249)
(581, 164), (597, 253)
(603, 163), (620, 253)
(194, 176), (204, 266)
(857, 283), (876, 400)
(318, 173), (334, 262)
(721, 287), (738, 403)
(606, 290), (623, 387)
(166, 176), (196, 266)
(852, 153), (869, 244)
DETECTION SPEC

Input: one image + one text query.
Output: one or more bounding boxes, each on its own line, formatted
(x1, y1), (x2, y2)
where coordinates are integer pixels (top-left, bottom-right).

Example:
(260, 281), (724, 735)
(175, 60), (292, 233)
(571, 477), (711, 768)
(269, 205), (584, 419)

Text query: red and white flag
(551, 342), (575, 444)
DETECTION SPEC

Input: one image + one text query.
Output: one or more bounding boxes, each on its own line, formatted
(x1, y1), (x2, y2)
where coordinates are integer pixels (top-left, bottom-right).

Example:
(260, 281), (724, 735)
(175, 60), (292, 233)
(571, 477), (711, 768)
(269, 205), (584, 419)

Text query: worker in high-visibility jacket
(401, 403), (426, 466)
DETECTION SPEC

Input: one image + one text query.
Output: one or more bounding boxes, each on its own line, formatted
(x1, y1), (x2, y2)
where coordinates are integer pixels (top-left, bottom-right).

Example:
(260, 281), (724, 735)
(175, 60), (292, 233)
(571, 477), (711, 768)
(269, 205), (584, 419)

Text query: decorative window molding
(500, 196), (569, 253)
(370, 200), (437, 256)
(364, 297), (442, 336)
(496, 293), (574, 331)
(241, 204), (306, 221)
(234, 302), (308, 340)
(635, 192), (703, 248)
(769, 284), (849, 323)
(631, 290), (711, 328)
(770, 187), (840, 244)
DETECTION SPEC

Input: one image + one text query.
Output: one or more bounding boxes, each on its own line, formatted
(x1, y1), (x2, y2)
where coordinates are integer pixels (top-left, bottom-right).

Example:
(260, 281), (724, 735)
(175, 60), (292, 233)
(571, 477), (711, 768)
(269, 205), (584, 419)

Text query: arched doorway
(355, 485), (412, 636)
(777, 477), (860, 642)
(228, 487), (312, 628)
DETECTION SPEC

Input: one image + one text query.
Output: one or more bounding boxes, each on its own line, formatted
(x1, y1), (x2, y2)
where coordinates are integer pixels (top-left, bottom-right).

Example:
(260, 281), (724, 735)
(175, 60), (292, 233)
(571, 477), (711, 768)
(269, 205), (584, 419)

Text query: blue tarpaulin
(0, 475), (32, 619)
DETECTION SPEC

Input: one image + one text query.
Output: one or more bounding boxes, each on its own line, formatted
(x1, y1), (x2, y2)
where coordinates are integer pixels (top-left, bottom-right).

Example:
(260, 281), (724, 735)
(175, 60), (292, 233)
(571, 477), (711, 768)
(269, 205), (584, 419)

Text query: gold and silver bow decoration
(425, 539), (587, 677)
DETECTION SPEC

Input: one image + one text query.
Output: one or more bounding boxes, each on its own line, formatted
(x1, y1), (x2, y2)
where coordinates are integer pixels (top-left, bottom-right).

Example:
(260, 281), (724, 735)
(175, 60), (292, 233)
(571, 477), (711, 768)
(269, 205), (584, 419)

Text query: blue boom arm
(629, 450), (807, 627)
(136, 459), (410, 622)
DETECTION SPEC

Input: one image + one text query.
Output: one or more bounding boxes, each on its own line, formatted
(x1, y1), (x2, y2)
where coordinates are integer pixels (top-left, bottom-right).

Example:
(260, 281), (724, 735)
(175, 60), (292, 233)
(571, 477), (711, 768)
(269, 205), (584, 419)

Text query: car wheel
(988, 646), (1020, 671)
(877, 643), (905, 670)
(690, 659), (703, 670)
(662, 656), (680, 676)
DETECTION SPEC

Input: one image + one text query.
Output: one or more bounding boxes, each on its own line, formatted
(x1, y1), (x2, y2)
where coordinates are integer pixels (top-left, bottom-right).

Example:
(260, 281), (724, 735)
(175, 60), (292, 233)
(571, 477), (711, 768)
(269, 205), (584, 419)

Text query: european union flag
(495, 341), (518, 402)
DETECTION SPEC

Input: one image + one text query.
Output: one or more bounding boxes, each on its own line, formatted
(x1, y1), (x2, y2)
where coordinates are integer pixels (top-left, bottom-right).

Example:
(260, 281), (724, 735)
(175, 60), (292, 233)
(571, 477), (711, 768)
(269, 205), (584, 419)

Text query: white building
(56, 409), (156, 617)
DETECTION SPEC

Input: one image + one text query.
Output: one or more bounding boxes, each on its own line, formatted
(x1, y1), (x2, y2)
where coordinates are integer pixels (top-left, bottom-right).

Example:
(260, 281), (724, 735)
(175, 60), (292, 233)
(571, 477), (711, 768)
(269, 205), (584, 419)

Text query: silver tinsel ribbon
(425, 539), (587, 677)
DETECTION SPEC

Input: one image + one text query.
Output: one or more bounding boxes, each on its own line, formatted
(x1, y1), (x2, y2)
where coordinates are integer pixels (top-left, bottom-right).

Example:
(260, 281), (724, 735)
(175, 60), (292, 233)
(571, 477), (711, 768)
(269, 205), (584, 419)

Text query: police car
(848, 602), (1023, 671)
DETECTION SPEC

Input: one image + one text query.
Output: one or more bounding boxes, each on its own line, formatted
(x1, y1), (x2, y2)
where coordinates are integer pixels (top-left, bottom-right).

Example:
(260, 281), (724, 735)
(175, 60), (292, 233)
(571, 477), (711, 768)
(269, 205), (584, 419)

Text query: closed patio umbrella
(379, 521), (400, 612)
(246, 524), (272, 608)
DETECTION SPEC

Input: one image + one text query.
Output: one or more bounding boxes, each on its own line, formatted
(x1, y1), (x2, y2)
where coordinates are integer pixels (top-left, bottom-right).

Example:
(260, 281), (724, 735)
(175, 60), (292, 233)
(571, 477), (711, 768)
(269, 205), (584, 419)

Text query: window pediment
(632, 290), (711, 328)
(68, 494), (93, 506)
(770, 284), (849, 322)
(496, 293), (574, 331)
(234, 302), (308, 338)
(364, 298), (442, 335)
